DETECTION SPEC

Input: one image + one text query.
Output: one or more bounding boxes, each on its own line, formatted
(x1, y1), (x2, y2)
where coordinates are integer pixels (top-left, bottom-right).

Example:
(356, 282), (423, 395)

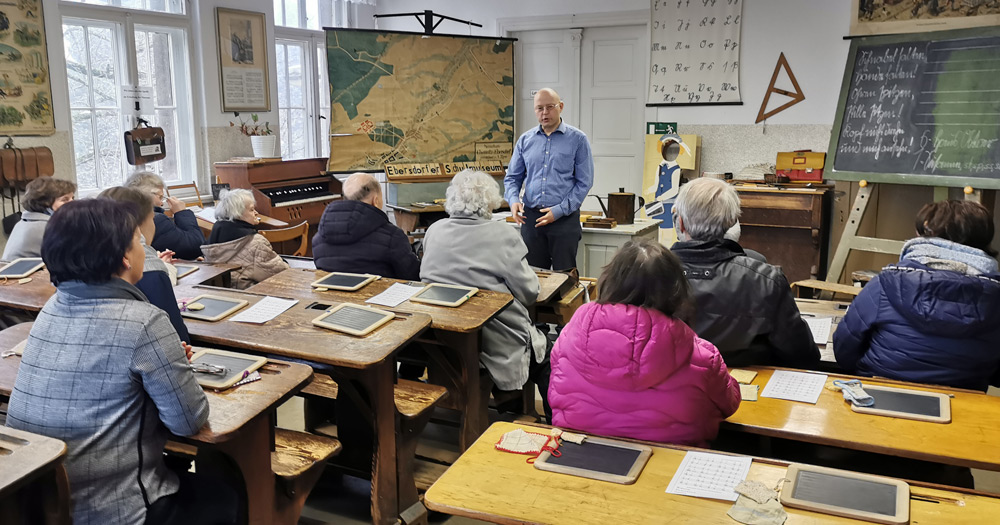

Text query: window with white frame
(63, 0), (185, 16)
(274, 0), (369, 159)
(62, 3), (196, 193)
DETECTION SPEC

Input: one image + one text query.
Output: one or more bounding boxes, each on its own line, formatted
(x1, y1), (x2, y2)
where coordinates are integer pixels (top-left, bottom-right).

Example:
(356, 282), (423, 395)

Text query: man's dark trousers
(520, 208), (581, 271)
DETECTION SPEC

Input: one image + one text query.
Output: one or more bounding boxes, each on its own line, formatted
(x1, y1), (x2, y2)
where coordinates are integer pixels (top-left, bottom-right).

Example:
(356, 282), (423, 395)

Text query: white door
(579, 25), (647, 215)
(512, 29), (581, 136)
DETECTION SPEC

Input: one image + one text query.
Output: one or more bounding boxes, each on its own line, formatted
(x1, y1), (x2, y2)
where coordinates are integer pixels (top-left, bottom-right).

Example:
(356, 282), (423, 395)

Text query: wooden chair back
(260, 221), (309, 257)
(165, 182), (204, 209)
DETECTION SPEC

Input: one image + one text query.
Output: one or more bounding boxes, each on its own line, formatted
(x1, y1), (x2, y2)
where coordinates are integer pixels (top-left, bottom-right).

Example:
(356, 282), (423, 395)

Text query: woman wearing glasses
(124, 171), (204, 260)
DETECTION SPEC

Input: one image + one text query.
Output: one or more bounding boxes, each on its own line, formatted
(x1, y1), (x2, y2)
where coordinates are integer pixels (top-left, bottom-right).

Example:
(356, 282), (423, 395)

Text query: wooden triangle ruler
(755, 52), (805, 123)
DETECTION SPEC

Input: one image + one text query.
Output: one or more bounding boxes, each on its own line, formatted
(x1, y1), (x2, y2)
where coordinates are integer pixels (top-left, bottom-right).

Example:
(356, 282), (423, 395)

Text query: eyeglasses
(150, 191), (166, 204)
(534, 103), (559, 113)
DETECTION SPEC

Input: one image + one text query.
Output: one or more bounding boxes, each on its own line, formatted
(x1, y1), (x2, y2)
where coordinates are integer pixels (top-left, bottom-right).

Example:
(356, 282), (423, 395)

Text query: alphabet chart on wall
(648, 0), (744, 105)
(666, 451), (753, 501)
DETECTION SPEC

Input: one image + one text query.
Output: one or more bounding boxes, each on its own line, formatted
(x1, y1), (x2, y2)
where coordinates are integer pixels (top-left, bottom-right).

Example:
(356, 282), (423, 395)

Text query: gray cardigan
(420, 214), (546, 390)
(2, 210), (49, 260)
(6, 278), (209, 525)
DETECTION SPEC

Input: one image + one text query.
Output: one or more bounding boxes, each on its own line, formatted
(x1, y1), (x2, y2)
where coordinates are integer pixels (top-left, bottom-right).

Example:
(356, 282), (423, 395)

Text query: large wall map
(0, 0), (53, 135)
(325, 29), (514, 172)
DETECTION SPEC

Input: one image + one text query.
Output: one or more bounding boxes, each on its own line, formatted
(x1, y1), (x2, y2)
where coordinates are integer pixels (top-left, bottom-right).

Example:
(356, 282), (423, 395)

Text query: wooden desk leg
(436, 330), (489, 451)
(198, 414), (276, 525)
(358, 362), (402, 525)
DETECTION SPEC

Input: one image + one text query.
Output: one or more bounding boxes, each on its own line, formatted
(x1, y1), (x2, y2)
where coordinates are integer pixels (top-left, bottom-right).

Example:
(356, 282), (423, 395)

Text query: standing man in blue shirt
(505, 88), (595, 270)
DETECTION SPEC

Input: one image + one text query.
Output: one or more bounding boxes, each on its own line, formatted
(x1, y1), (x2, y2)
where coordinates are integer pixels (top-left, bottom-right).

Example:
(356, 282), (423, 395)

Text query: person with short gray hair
(124, 171), (204, 260)
(312, 172), (419, 279)
(422, 170), (551, 415)
(671, 177), (818, 368)
(200, 189), (288, 288)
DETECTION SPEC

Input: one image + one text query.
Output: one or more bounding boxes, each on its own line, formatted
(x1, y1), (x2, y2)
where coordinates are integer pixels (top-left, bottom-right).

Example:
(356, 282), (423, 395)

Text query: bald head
(343, 172), (382, 206)
(535, 88), (561, 104)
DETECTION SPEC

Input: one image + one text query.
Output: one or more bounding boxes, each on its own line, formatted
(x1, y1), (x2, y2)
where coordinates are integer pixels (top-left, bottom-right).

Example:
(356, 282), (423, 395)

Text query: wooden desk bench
(723, 367), (1000, 472)
(0, 426), (69, 525)
(426, 421), (1000, 524)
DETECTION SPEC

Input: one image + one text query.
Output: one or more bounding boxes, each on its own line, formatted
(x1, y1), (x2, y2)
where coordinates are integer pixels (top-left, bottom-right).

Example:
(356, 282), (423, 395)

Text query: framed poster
(852, 0), (1000, 36)
(0, 0), (54, 135)
(216, 8), (270, 111)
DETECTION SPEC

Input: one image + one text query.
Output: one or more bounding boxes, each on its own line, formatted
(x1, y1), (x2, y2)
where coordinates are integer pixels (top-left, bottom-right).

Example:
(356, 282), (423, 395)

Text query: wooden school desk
(0, 322), (314, 525)
(0, 262), (240, 313)
(425, 421), (999, 525)
(723, 367), (1000, 472)
(247, 268), (513, 450)
(173, 283), (433, 525)
(0, 426), (69, 525)
(194, 207), (289, 237)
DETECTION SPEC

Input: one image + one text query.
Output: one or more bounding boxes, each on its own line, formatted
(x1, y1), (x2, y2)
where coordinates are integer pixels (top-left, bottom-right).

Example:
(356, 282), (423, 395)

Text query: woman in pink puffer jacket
(549, 239), (741, 446)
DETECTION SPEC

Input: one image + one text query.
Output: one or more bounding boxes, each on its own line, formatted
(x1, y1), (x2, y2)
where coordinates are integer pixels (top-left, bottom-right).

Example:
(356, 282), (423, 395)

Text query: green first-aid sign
(647, 122), (677, 134)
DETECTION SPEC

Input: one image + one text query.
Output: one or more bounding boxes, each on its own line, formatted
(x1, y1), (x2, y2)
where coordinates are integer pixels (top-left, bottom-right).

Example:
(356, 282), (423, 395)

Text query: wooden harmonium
(214, 157), (342, 225)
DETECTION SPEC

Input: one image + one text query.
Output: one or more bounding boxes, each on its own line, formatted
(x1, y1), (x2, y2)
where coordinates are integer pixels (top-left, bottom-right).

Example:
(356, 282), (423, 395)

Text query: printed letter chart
(666, 451), (753, 502)
(760, 370), (828, 404)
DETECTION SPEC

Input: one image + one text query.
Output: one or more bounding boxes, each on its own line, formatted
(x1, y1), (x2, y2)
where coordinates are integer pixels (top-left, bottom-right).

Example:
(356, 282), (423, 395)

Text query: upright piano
(213, 158), (342, 254)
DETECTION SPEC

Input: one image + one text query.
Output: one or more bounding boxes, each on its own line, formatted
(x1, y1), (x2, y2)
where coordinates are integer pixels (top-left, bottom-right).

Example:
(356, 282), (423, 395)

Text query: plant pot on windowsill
(251, 135), (278, 158)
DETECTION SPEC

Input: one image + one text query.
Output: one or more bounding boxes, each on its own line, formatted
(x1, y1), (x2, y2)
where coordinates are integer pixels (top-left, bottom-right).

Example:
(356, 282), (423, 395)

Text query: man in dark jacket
(125, 171), (205, 260)
(671, 178), (818, 369)
(312, 172), (420, 280)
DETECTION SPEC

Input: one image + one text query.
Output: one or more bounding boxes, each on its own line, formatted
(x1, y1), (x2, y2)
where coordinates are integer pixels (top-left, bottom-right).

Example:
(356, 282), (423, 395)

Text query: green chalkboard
(827, 27), (1000, 190)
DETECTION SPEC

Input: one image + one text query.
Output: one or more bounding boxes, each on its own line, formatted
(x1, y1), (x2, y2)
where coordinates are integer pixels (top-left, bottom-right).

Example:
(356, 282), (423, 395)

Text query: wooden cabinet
(735, 187), (831, 283)
(576, 219), (661, 278)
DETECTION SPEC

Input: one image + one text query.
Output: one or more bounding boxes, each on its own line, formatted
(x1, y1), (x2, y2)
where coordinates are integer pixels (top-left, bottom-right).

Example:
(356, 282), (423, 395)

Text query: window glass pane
(63, 24), (91, 107)
(285, 0), (300, 29)
(273, 0), (285, 26)
(276, 43), (288, 106)
(136, 29), (174, 106)
(154, 108), (180, 183)
(306, 1), (321, 30)
(279, 108), (289, 159)
(318, 43), (330, 158)
(71, 110), (96, 191)
(135, 30), (150, 88)
(288, 44), (303, 107)
(64, 0), (184, 15)
(95, 110), (124, 187)
(88, 26), (118, 108)
(290, 108), (307, 159)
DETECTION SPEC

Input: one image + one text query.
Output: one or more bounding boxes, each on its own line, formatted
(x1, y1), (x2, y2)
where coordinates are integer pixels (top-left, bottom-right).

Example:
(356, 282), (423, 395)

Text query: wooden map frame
(0, 0), (54, 135)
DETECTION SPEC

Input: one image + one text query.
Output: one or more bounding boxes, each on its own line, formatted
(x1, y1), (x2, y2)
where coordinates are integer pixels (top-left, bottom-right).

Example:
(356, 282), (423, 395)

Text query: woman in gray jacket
(421, 170), (549, 410)
(5, 199), (235, 525)
(1, 176), (75, 260)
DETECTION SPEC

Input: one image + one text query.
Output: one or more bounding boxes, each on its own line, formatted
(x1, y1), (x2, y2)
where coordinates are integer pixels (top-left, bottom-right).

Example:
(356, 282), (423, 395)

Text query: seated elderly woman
(834, 200), (1000, 391)
(2, 176), (75, 260)
(98, 186), (190, 343)
(5, 199), (237, 525)
(670, 178), (818, 368)
(201, 188), (288, 289)
(124, 171), (204, 260)
(420, 170), (550, 412)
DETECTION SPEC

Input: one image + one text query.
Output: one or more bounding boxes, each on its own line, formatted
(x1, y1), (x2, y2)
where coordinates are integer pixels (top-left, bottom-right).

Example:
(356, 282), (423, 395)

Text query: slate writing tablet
(174, 264), (198, 279)
(312, 303), (394, 336)
(189, 349), (267, 390)
(850, 384), (951, 423)
(409, 283), (478, 307)
(310, 272), (376, 291)
(180, 294), (249, 322)
(780, 463), (909, 525)
(534, 435), (652, 484)
(0, 258), (44, 279)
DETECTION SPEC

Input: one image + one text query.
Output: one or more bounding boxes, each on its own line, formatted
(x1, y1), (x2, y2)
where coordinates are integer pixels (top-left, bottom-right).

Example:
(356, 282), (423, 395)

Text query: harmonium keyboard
(213, 157), (342, 226)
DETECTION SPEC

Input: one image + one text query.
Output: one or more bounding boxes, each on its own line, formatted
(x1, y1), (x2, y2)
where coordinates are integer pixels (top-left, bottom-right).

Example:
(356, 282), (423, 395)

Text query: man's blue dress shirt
(504, 120), (594, 220)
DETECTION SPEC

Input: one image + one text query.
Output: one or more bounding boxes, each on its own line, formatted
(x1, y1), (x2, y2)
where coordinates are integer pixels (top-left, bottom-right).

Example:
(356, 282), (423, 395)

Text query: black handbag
(124, 119), (166, 166)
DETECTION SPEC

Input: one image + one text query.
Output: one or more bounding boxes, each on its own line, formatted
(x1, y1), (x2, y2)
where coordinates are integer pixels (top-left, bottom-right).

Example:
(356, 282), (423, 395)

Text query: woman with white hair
(420, 170), (550, 415)
(124, 171), (204, 260)
(200, 189), (288, 288)
(670, 177), (818, 369)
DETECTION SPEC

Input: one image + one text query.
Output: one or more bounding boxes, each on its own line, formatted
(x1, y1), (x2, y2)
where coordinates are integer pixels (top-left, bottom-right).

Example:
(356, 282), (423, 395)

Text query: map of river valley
(325, 30), (514, 171)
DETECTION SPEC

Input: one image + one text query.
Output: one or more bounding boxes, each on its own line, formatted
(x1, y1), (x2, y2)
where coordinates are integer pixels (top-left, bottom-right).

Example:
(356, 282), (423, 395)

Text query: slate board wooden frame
(780, 463), (910, 525)
(826, 27), (1000, 190)
(533, 436), (652, 485)
(849, 384), (952, 424)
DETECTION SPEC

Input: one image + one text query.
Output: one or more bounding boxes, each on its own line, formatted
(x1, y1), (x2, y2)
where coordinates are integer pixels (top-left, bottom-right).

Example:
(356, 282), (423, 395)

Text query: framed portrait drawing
(216, 8), (270, 112)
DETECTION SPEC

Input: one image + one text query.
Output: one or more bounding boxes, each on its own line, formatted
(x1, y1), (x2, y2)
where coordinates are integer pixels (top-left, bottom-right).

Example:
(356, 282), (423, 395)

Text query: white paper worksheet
(229, 297), (298, 324)
(665, 451), (753, 502)
(804, 316), (833, 345)
(760, 370), (828, 404)
(366, 283), (425, 308)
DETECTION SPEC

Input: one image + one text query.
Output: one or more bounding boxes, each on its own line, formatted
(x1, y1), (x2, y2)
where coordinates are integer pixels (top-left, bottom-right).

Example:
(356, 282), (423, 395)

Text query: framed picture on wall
(216, 8), (270, 112)
(851, 0), (1000, 36)
(0, 0), (55, 135)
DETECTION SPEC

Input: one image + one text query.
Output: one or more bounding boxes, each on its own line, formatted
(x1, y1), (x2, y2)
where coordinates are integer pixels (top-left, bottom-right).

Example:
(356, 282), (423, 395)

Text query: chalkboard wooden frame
(533, 436), (652, 484)
(826, 27), (1000, 190)
(849, 384), (952, 423)
(780, 463), (909, 525)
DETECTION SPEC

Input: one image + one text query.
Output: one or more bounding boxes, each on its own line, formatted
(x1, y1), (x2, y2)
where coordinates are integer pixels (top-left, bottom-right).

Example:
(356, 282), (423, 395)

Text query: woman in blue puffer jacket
(834, 200), (1000, 391)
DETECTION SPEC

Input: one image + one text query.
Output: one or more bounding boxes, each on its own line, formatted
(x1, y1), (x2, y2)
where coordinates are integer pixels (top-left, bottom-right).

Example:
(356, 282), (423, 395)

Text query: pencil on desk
(191, 284), (297, 302)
